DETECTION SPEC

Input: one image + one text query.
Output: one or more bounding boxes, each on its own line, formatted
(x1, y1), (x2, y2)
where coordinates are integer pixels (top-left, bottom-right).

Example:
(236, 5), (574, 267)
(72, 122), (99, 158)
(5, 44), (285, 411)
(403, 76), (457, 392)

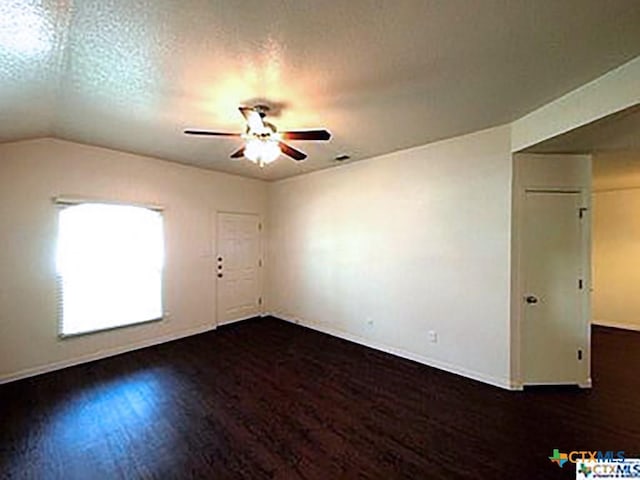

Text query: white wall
(0, 138), (267, 382)
(266, 125), (513, 388)
(510, 55), (640, 152)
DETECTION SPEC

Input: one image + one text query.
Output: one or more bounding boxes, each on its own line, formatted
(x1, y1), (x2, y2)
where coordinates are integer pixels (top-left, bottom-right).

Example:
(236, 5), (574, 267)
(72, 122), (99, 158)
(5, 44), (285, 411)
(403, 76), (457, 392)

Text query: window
(56, 202), (164, 336)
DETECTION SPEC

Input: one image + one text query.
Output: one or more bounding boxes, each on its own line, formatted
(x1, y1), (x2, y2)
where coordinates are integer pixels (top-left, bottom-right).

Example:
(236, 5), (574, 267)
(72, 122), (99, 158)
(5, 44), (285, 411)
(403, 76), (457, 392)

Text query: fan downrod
(253, 104), (271, 118)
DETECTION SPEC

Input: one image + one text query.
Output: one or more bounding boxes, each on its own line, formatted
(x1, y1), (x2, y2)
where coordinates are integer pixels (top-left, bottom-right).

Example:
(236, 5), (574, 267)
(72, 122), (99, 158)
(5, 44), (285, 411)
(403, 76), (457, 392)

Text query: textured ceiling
(2, 0), (640, 180)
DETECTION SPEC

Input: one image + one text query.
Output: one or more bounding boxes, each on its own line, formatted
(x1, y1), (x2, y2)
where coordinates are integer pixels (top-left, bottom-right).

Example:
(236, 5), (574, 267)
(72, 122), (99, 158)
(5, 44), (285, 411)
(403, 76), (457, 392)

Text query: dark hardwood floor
(1, 318), (639, 479)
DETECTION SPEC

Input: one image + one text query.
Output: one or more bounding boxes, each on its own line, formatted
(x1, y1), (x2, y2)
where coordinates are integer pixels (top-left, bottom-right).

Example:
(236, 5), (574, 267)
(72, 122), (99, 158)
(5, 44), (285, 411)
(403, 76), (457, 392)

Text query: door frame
(510, 154), (592, 390)
(213, 210), (264, 327)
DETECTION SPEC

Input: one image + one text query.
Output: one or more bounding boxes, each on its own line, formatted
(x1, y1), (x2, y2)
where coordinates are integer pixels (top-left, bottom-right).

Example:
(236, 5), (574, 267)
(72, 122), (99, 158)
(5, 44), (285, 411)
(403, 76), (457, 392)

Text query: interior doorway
(216, 212), (262, 326)
(514, 104), (640, 390)
(512, 154), (591, 388)
(520, 190), (589, 384)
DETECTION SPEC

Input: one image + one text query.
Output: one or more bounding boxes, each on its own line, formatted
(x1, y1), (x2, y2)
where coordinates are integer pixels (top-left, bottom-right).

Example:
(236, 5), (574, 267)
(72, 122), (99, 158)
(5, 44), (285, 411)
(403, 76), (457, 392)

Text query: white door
(216, 212), (262, 325)
(521, 191), (588, 385)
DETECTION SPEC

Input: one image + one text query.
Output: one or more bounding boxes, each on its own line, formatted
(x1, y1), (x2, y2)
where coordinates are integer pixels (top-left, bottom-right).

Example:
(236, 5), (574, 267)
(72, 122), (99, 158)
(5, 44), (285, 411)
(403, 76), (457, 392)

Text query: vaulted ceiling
(2, 0), (640, 180)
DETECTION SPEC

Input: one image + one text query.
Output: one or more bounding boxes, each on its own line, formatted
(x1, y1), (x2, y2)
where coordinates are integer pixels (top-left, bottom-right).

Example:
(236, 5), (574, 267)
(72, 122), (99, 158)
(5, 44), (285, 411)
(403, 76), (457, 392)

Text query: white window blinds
(56, 202), (164, 336)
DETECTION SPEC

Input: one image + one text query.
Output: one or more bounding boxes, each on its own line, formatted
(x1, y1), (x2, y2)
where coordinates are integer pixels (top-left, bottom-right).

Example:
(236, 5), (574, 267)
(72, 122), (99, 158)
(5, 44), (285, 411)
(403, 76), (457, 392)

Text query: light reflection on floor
(21, 367), (184, 477)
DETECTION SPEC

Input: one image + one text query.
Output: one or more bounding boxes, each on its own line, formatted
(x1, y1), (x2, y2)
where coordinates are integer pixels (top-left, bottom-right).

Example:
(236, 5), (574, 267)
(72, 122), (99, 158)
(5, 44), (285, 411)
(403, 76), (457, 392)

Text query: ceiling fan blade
(238, 106), (254, 120)
(281, 129), (331, 141)
(279, 141), (307, 161)
(229, 146), (245, 159)
(184, 129), (241, 137)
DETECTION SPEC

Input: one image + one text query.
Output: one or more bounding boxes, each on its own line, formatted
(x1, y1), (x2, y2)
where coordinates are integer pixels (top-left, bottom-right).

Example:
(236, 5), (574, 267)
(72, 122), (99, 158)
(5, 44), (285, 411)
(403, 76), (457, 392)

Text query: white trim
(214, 210), (264, 327)
(592, 320), (640, 332)
(522, 379), (592, 389)
(0, 323), (216, 385)
(53, 195), (164, 211)
(217, 314), (259, 327)
(510, 154), (592, 388)
(58, 317), (163, 339)
(579, 379), (593, 389)
(271, 313), (515, 391)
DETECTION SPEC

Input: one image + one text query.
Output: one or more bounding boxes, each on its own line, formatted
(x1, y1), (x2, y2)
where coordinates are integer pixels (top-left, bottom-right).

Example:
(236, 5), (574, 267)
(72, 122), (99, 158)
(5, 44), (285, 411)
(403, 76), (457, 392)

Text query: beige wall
(593, 151), (640, 330)
(1, 130), (516, 389)
(266, 125), (513, 388)
(0, 138), (267, 382)
(592, 189), (640, 330)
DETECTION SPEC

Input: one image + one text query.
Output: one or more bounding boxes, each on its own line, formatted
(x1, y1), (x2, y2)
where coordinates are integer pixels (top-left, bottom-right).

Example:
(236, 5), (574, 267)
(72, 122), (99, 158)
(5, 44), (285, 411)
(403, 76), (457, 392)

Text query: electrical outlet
(428, 330), (438, 343)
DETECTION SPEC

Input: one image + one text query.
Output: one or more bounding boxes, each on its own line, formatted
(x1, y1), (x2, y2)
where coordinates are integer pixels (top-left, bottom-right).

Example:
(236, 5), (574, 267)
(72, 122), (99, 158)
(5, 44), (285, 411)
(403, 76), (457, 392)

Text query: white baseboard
(2, 314), (524, 391)
(592, 320), (640, 332)
(521, 378), (592, 388)
(270, 312), (515, 391)
(0, 323), (217, 385)
(579, 378), (593, 389)
(217, 314), (260, 327)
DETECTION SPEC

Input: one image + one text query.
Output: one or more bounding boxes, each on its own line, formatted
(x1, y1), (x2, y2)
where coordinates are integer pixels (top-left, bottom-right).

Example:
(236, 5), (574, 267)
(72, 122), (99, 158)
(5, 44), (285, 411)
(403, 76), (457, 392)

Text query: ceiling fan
(184, 105), (331, 167)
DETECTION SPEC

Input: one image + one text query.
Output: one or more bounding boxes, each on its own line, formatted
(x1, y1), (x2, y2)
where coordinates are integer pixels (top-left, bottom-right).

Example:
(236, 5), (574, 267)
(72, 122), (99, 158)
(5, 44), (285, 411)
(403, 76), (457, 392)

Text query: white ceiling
(524, 104), (640, 154)
(2, 0), (640, 180)
(523, 104), (640, 190)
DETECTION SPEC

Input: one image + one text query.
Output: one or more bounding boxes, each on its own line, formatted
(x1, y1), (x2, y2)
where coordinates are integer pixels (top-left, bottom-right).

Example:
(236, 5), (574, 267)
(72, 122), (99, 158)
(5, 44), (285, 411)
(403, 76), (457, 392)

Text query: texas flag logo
(549, 449), (569, 467)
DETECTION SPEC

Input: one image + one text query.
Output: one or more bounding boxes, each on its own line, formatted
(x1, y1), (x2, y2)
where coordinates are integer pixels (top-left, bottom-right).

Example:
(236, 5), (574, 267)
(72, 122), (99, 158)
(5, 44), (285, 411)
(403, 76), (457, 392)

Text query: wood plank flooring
(1, 318), (639, 479)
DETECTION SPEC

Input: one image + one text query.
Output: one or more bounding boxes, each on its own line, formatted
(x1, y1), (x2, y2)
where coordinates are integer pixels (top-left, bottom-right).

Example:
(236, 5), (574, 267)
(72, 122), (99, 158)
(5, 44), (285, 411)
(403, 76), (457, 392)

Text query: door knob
(525, 295), (538, 304)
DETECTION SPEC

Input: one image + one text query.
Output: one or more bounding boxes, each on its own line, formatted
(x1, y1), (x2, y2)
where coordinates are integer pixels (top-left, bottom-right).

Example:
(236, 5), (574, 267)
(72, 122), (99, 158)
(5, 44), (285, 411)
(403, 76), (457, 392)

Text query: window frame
(54, 197), (166, 339)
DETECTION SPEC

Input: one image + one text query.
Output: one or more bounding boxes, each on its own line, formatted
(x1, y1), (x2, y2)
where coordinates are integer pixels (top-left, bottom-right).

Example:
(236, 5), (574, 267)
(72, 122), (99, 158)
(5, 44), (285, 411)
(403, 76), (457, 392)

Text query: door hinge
(578, 278), (583, 289)
(577, 349), (583, 361)
(578, 207), (588, 219)
(258, 297), (262, 306)
(258, 222), (262, 231)
(258, 259), (263, 267)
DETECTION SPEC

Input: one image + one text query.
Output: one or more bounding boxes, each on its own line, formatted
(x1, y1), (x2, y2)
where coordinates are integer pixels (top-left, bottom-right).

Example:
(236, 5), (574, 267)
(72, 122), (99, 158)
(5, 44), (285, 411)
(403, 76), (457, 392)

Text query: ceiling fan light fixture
(244, 138), (280, 167)
(185, 105), (329, 165)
